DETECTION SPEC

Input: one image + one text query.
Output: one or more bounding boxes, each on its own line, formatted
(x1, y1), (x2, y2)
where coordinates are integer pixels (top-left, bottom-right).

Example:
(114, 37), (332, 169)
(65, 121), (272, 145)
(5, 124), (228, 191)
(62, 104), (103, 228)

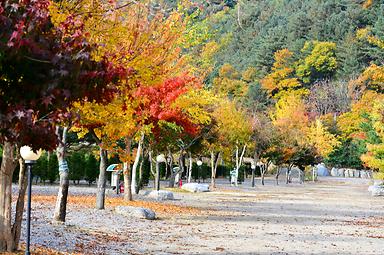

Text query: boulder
(331, 167), (338, 177)
(337, 168), (345, 177)
(182, 183), (210, 193)
(147, 190), (174, 201)
(115, 206), (156, 220)
(370, 185), (384, 197)
(360, 170), (369, 179)
(316, 163), (329, 176)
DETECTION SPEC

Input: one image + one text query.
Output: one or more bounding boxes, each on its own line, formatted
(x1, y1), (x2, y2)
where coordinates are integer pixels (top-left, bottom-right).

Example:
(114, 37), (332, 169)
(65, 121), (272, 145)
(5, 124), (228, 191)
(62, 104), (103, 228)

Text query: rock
(370, 185), (384, 196)
(182, 183), (210, 192)
(338, 168), (345, 177)
(316, 163), (329, 176)
(115, 206), (156, 220)
(147, 190), (174, 201)
(331, 167), (338, 177)
(138, 190), (151, 196)
(360, 170), (368, 179)
(345, 169), (355, 178)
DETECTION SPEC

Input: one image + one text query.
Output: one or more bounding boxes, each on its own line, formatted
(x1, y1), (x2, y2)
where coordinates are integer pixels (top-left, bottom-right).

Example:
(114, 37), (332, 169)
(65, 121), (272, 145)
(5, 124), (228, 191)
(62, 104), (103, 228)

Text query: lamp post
(20, 146), (42, 255)
(251, 164), (256, 187)
(155, 154), (166, 191)
(197, 160), (203, 183)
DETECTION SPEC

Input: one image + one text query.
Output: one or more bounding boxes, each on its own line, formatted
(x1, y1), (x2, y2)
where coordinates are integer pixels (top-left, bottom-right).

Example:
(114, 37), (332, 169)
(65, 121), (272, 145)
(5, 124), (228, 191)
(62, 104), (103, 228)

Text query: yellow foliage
(213, 64), (249, 99)
(71, 98), (137, 149)
(338, 91), (384, 137)
(361, 100), (384, 174)
(50, 0), (186, 87)
(213, 99), (252, 146)
(362, 0), (373, 8)
(296, 41), (337, 83)
(173, 89), (217, 125)
(357, 27), (384, 49)
(260, 49), (301, 98)
(307, 119), (340, 157)
(271, 91), (309, 146)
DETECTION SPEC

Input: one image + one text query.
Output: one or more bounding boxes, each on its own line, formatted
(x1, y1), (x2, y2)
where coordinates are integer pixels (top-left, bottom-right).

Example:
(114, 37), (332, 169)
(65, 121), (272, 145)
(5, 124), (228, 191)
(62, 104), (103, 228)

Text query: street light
(251, 164), (256, 187)
(155, 154), (166, 191)
(20, 146), (42, 255)
(197, 160), (202, 183)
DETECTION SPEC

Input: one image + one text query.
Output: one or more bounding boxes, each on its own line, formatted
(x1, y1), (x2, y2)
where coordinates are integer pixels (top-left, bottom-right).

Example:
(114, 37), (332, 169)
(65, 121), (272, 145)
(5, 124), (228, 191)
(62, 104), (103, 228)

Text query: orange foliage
(31, 195), (203, 216)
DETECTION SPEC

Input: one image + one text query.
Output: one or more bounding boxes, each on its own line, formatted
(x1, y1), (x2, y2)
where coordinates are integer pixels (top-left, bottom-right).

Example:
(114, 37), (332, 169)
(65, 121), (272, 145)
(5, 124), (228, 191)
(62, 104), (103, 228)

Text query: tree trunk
(0, 142), (17, 252)
(187, 153), (192, 183)
(148, 150), (156, 188)
(131, 134), (144, 195)
(96, 148), (107, 209)
(169, 150), (183, 188)
(261, 170), (265, 185)
(286, 164), (294, 184)
(234, 144), (247, 186)
(11, 158), (27, 251)
(53, 126), (69, 223)
(167, 149), (176, 188)
(155, 161), (160, 191)
(137, 148), (145, 193)
(210, 151), (219, 189)
(123, 162), (132, 200)
(275, 167), (280, 185)
(124, 138), (132, 201)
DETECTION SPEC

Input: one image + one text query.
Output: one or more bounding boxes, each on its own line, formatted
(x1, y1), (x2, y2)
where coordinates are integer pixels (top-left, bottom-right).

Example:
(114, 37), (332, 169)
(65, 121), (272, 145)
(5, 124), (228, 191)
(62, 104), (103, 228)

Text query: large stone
(316, 163), (329, 176)
(370, 185), (384, 196)
(337, 168), (345, 177)
(360, 170), (369, 179)
(182, 183), (210, 193)
(115, 206), (156, 220)
(330, 167), (338, 177)
(147, 190), (174, 201)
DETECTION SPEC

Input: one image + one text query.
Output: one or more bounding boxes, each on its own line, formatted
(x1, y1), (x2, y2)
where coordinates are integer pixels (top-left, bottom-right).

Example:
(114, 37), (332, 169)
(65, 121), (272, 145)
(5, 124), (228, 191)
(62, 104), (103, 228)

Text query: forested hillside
(178, 0), (383, 171)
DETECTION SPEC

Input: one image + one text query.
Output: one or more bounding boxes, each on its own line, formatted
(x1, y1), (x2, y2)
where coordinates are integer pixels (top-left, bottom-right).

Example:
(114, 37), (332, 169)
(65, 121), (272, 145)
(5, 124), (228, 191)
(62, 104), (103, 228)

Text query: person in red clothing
(179, 178), (183, 188)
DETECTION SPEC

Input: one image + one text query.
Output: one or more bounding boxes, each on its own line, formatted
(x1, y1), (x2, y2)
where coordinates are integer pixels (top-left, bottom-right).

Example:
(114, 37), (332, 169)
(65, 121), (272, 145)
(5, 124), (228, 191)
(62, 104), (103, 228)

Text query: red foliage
(0, 0), (128, 150)
(134, 76), (200, 137)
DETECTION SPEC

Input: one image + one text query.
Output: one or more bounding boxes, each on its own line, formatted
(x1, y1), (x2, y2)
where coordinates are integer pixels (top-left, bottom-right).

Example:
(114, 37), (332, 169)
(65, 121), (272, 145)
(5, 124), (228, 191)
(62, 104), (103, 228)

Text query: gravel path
(13, 177), (383, 255)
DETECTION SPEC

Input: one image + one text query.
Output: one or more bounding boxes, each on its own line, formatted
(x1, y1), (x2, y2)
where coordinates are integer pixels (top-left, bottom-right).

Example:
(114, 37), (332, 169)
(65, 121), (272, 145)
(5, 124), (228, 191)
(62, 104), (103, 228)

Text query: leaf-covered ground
(9, 177), (384, 254)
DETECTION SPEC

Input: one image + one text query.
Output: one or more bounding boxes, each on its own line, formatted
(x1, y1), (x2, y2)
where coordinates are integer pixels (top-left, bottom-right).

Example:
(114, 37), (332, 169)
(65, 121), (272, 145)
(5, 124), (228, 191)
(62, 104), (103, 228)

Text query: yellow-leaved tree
(361, 99), (384, 179)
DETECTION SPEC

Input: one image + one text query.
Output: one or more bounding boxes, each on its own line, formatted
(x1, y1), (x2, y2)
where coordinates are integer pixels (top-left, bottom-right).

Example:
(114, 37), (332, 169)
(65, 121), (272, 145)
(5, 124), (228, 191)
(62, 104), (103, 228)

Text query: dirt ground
(11, 177), (384, 255)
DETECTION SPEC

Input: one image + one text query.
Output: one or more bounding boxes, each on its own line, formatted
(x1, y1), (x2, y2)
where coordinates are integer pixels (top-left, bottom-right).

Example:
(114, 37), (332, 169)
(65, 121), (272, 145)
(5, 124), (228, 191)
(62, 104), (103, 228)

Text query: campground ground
(11, 177), (384, 255)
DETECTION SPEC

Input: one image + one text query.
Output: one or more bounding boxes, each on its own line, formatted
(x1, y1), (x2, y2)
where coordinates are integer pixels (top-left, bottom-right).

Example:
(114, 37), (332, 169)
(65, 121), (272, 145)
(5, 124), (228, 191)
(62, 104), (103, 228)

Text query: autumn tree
(361, 100), (384, 178)
(0, 0), (123, 250)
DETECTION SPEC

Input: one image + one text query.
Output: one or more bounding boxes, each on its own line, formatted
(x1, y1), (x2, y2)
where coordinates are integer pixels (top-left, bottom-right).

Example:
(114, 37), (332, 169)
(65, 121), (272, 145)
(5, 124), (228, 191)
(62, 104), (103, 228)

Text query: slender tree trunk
(234, 144), (247, 186)
(286, 164), (293, 184)
(11, 158), (27, 250)
(148, 150), (156, 188)
(275, 166), (280, 185)
(261, 170), (265, 185)
(155, 161), (160, 191)
(96, 148), (107, 209)
(210, 151), (219, 189)
(53, 127), (69, 222)
(123, 162), (132, 200)
(0, 142), (17, 252)
(123, 138), (132, 201)
(131, 134), (144, 194)
(167, 149), (176, 188)
(187, 152), (192, 183)
(137, 148), (145, 193)
(169, 150), (183, 188)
